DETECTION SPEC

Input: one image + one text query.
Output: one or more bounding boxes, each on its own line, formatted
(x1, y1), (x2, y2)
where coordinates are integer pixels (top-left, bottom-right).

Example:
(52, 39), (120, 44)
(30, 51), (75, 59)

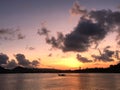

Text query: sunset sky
(0, 0), (120, 70)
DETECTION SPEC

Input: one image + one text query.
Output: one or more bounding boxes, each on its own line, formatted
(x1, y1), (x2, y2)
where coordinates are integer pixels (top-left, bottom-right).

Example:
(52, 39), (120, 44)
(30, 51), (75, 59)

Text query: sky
(0, 0), (120, 70)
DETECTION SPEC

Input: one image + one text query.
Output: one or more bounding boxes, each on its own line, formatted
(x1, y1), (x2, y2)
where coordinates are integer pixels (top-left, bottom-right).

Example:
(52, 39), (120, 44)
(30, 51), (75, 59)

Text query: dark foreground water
(0, 73), (120, 90)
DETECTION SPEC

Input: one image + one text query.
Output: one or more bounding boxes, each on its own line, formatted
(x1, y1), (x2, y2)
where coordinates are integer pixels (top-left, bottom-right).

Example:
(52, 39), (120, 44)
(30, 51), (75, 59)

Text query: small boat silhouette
(58, 73), (66, 76)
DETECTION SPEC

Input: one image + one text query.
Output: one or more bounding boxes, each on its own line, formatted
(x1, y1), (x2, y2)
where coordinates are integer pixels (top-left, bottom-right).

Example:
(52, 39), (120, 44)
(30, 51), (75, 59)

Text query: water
(0, 73), (120, 90)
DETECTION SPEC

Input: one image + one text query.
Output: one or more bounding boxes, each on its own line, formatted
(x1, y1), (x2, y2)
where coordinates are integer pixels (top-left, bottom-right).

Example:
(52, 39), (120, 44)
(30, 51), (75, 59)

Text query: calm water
(0, 73), (120, 90)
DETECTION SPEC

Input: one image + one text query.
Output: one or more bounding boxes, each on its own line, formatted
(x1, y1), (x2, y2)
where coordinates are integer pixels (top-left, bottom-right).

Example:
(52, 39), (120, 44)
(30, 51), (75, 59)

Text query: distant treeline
(0, 63), (120, 73)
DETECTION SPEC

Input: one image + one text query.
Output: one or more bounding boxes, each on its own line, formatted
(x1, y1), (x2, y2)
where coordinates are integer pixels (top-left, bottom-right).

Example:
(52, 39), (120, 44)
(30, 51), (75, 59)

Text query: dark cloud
(15, 53), (40, 68)
(63, 19), (106, 52)
(41, 19), (107, 52)
(0, 28), (25, 40)
(76, 54), (92, 63)
(0, 53), (18, 68)
(103, 46), (111, 51)
(45, 32), (64, 49)
(37, 1), (120, 65)
(91, 47), (114, 62)
(41, 2), (120, 52)
(15, 54), (31, 67)
(0, 28), (18, 40)
(90, 10), (120, 46)
(0, 53), (40, 68)
(17, 33), (25, 40)
(37, 27), (50, 37)
(0, 53), (9, 65)
(31, 60), (40, 67)
(0, 28), (17, 34)
(37, 27), (64, 48)
(6, 60), (17, 69)
(70, 2), (120, 47)
(90, 9), (120, 29)
(42, 19), (106, 52)
(115, 50), (120, 60)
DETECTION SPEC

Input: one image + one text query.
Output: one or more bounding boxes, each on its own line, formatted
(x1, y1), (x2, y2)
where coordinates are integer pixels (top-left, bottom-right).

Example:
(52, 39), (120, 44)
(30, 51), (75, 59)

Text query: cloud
(31, 60), (40, 67)
(15, 54), (31, 67)
(17, 33), (25, 40)
(0, 28), (18, 40)
(25, 45), (35, 50)
(69, 1), (87, 16)
(43, 19), (106, 52)
(91, 47), (114, 62)
(0, 28), (25, 40)
(0, 53), (9, 65)
(40, 1), (120, 53)
(0, 28), (17, 34)
(89, 10), (120, 42)
(0, 53), (40, 68)
(0, 53), (17, 68)
(63, 19), (106, 52)
(45, 32), (65, 49)
(103, 46), (111, 51)
(115, 50), (120, 60)
(37, 27), (50, 37)
(15, 53), (40, 68)
(90, 10), (120, 28)
(76, 54), (92, 63)
(6, 59), (18, 69)
(48, 53), (52, 57)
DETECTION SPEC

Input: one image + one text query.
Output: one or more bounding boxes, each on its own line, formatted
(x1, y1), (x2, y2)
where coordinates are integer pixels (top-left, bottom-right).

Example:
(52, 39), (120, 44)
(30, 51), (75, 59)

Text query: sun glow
(57, 57), (82, 70)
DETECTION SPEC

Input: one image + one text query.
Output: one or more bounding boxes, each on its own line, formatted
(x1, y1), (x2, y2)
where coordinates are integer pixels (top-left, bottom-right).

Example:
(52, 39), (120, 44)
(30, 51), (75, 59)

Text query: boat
(58, 73), (66, 76)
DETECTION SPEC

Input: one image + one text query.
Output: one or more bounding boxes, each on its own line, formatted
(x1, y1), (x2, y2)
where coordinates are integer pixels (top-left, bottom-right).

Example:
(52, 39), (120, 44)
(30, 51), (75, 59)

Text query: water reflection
(0, 73), (120, 90)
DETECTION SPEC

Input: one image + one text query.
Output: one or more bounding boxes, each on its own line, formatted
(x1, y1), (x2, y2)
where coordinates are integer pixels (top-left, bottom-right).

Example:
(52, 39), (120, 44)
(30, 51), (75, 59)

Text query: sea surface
(0, 73), (120, 90)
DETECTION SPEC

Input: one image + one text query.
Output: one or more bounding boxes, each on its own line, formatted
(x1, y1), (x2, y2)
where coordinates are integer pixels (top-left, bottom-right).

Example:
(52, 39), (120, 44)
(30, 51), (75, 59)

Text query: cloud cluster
(15, 54), (31, 67)
(91, 47), (114, 62)
(63, 19), (106, 52)
(90, 10), (120, 45)
(115, 50), (120, 60)
(76, 54), (92, 63)
(38, 19), (107, 53)
(37, 27), (50, 37)
(38, 2), (120, 63)
(39, 7), (120, 53)
(31, 60), (40, 67)
(45, 32), (65, 49)
(0, 53), (9, 65)
(0, 28), (25, 40)
(0, 53), (40, 69)
(6, 60), (18, 69)
(17, 33), (25, 40)
(15, 54), (40, 68)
